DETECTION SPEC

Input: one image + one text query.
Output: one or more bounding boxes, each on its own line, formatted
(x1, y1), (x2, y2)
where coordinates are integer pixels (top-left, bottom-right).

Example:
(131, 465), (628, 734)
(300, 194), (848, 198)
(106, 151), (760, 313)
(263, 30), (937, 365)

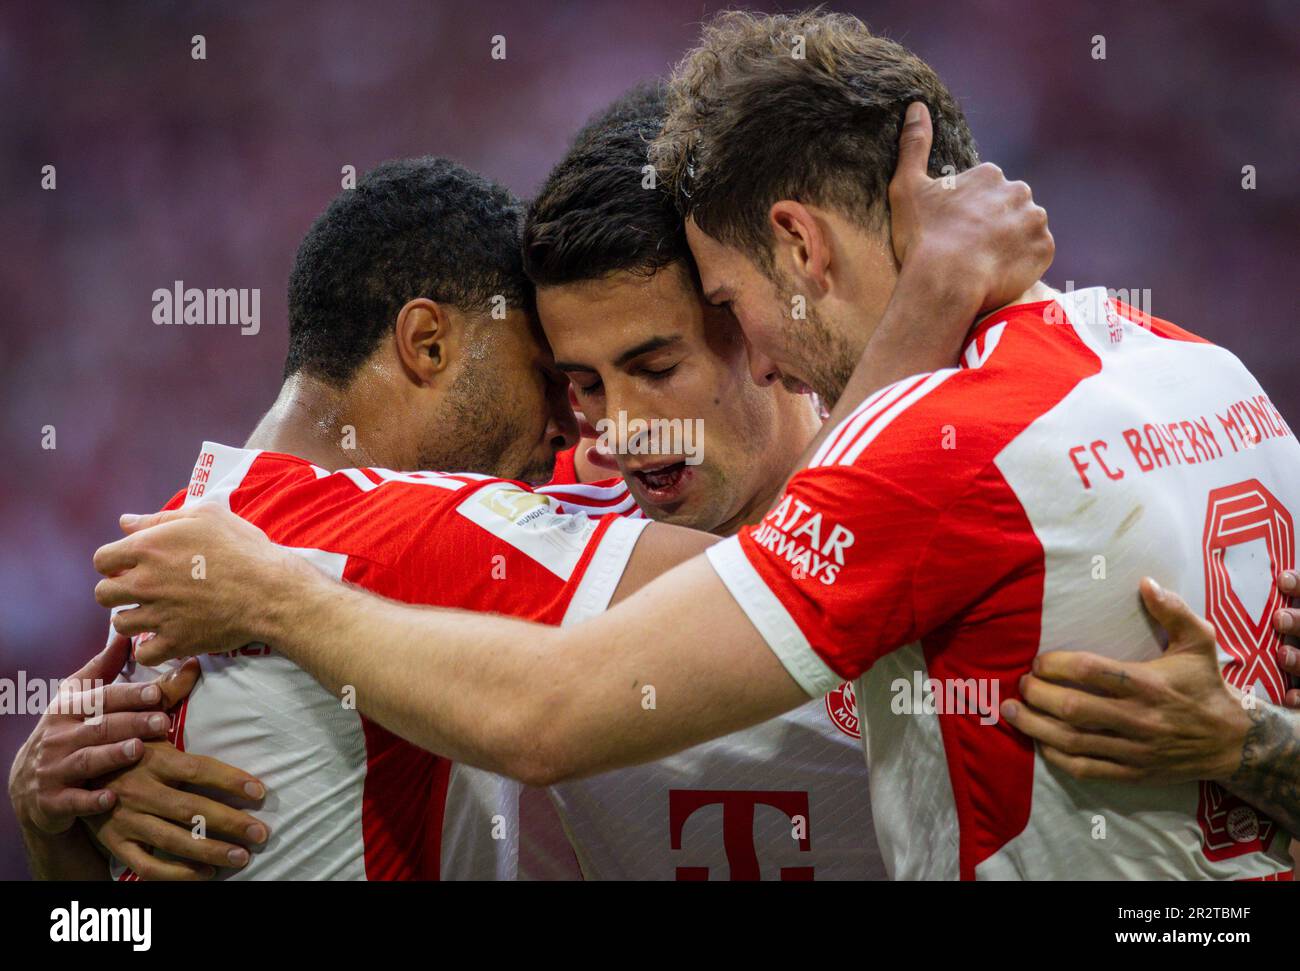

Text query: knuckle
(1072, 760), (1100, 781)
(71, 746), (94, 779)
(33, 761), (54, 790)
(1058, 729), (1084, 755)
(174, 755), (201, 784)
(1070, 655), (1099, 682)
(110, 774), (143, 803)
(1130, 713), (1161, 740)
(1058, 695), (1080, 723)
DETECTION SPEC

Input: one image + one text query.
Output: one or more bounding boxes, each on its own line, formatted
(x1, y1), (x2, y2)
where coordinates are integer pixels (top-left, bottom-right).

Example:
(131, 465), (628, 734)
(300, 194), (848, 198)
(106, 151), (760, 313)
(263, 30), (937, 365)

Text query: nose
(745, 341), (782, 387)
(567, 384), (599, 440)
(547, 391), (580, 453)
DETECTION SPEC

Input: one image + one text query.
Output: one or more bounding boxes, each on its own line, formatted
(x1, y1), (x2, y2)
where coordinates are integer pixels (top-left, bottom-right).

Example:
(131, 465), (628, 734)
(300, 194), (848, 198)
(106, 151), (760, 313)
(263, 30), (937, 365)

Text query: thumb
(119, 508), (191, 535)
(155, 657), (202, 708)
(893, 101), (934, 187)
(135, 634), (183, 668)
(70, 631), (133, 685)
(1139, 577), (1217, 656)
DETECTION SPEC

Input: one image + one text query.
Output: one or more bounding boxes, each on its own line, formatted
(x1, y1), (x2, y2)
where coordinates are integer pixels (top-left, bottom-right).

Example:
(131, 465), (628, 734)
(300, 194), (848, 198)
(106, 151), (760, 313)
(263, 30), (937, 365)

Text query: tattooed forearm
(1225, 703), (1300, 839)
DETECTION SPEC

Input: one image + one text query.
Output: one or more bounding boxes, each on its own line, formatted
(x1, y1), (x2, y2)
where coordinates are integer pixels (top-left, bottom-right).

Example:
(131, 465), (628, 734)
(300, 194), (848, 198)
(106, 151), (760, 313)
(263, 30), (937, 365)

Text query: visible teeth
(640, 463), (683, 490)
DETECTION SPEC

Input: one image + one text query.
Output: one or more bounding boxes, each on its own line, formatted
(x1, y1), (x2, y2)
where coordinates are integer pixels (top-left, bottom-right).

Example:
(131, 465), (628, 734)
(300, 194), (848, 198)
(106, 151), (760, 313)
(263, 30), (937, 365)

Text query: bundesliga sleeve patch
(455, 481), (601, 581)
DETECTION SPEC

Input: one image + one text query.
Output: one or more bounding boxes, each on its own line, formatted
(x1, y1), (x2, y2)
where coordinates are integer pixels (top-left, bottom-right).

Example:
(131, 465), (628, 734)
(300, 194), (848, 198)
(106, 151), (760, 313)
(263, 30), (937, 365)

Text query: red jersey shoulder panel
(727, 302), (1103, 684)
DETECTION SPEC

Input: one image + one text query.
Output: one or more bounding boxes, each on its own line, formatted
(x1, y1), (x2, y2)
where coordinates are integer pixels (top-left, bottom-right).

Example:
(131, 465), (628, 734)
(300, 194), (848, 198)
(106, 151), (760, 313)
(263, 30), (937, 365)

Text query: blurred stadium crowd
(1, 0), (1296, 877)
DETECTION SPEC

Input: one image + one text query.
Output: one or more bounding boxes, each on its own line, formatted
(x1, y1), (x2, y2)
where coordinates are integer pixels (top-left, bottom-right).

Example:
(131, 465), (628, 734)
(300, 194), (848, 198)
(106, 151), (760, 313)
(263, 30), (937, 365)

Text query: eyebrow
(552, 360), (597, 374)
(554, 335), (684, 374)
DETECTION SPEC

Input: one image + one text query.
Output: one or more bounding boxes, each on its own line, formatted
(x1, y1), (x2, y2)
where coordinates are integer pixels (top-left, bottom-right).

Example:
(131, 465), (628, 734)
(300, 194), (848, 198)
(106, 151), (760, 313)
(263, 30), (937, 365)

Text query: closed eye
(639, 363), (678, 381)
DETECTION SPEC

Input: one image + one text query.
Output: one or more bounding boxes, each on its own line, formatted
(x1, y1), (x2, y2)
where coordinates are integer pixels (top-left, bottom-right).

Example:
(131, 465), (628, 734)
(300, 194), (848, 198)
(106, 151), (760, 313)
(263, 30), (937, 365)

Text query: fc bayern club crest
(825, 680), (860, 738)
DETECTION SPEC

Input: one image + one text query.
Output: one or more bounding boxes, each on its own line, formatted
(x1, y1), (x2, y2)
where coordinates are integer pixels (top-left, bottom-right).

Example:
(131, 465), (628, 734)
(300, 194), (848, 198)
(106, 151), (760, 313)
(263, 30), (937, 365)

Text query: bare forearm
(251, 568), (568, 781)
(245, 552), (802, 785)
(19, 821), (108, 880)
(1224, 702), (1300, 838)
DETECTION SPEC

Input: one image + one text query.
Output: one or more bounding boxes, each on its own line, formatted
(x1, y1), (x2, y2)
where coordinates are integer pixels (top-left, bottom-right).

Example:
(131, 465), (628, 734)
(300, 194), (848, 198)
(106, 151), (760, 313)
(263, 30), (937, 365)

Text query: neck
(244, 372), (396, 472)
(977, 280), (1057, 324)
(711, 395), (822, 537)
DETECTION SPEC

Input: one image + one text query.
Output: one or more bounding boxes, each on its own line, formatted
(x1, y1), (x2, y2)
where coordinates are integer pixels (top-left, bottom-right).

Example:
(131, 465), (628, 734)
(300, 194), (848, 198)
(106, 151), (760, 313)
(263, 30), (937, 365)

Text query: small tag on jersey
(456, 481), (598, 580)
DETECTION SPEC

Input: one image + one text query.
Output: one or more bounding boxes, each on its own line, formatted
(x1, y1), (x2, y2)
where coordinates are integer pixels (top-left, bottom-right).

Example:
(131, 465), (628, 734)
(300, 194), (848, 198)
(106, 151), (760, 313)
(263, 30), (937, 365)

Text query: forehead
(684, 218), (745, 293)
(480, 307), (552, 361)
(536, 266), (701, 360)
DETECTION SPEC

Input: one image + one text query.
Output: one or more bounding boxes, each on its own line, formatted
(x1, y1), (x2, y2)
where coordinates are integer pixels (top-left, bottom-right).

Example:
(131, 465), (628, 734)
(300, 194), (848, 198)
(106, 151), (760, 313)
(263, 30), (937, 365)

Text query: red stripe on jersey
(1114, 300), (1211, 344)
(732, 301), (1105, 879)
(919, 461), (1044, 881)
(423, 757), (454, 880)
(356, 713), (441, 881)
(550, 446), (580, 486)
(821, 373), (933, 467)
(543, 484), (633, 508)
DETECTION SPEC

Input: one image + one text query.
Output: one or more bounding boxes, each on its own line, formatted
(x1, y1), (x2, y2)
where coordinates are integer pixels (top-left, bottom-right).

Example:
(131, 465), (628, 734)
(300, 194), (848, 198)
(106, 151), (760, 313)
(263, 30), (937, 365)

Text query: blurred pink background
(2, 0), (1296, 877)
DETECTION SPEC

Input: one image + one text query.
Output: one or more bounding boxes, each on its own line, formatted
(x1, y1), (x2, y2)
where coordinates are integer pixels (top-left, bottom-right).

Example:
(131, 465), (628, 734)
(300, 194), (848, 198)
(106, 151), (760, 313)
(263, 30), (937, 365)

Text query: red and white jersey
(109, 441), (647, 881)
(539, 677), (881, 879)
(707, 286), (1299, 880)
(539, 445), (645, 520)
(524, 466), (882, 879)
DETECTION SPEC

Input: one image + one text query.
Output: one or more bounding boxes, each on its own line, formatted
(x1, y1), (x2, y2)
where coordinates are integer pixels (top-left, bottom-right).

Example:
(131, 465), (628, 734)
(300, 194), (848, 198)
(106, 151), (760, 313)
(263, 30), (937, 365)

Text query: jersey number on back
(1197, 478), (1294, 861)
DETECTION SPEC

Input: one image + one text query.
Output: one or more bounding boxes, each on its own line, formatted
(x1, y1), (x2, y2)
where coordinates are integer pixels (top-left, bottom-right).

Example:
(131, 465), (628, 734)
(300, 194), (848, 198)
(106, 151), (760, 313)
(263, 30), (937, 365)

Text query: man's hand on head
(805, 103), (1056, 463)
(93, 504), (313, 665)
(888, 101), (1054, 319)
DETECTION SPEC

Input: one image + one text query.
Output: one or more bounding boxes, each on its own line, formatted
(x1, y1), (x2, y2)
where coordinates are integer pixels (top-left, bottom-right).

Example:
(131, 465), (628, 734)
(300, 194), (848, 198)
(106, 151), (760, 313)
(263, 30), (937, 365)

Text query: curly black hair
(284, 157), (530, 385)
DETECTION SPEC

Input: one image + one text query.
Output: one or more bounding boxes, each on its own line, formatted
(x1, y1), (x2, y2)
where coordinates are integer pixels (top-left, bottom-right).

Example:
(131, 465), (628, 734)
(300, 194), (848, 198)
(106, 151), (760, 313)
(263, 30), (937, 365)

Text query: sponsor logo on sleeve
(749, 493), (855, 585)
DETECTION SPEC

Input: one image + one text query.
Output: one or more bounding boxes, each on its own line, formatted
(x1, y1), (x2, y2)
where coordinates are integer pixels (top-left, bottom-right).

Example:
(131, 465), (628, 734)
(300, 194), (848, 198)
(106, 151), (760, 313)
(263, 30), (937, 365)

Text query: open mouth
(631, 461), (692, 503)
(780, 374), (815, 397)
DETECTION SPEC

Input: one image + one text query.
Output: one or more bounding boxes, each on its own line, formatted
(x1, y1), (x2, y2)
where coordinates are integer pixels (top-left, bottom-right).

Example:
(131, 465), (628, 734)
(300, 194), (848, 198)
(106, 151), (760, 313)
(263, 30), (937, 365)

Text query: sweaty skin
(23, 102), (1035, 878)
(92, 107), (1063, 783)
(93, 107), (1300, 844)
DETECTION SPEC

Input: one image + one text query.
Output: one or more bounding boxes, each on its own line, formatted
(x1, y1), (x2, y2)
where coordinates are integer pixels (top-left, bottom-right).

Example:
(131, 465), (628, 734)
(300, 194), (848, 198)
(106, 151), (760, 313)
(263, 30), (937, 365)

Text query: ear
(394, 298), (457, 384)
(769, 201), (832, 295)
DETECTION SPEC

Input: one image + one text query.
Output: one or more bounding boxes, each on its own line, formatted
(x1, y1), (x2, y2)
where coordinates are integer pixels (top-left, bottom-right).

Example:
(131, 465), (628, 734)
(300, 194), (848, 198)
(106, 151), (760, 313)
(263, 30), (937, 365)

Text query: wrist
(895, 244), (985, 324)
(246, 550), (330, 655)
(1209, 684), (1253, 783)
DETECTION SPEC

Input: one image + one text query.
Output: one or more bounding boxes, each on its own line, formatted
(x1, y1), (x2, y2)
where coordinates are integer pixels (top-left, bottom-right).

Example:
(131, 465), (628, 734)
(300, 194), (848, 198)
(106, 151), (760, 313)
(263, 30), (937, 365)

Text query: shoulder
(805, 302), (1102, 507)
(231, 462), (523, 561)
